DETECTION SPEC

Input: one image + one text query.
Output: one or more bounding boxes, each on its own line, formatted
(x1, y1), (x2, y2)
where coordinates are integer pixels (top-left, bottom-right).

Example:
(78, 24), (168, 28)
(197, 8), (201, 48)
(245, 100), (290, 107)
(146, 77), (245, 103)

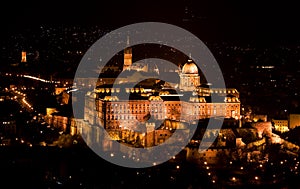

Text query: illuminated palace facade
(84, 58), (240, 132)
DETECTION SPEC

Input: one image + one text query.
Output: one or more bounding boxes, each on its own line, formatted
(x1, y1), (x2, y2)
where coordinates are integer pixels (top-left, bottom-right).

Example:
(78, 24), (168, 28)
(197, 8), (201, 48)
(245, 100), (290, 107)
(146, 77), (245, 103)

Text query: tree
(53, 134), (73, 148)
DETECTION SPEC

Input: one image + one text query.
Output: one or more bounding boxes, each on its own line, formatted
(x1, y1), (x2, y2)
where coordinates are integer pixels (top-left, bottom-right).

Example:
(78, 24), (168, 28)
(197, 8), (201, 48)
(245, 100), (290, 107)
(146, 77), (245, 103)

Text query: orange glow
(21, 51), (27, 62)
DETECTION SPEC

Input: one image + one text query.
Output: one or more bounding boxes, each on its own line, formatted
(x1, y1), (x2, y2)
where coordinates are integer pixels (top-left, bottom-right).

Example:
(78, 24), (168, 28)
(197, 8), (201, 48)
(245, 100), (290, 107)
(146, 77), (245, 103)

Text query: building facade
(80, 51), (241, 150)
(272, 119), (289, 133)
(289, 114), (300, 129)
(81, 65), (240, 148)
(84, 86), (240, 131)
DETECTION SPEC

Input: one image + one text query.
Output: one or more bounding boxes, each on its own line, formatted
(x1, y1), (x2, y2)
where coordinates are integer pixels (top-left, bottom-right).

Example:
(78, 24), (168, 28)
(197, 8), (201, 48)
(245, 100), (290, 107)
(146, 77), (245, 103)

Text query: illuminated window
(231, 110), (236, 118)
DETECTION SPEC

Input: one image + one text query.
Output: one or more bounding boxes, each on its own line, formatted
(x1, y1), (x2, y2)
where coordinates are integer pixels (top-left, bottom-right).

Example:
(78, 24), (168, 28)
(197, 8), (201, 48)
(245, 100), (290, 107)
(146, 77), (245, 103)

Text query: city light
(23, 75), (60, 84)
(0, 8), (299, 187)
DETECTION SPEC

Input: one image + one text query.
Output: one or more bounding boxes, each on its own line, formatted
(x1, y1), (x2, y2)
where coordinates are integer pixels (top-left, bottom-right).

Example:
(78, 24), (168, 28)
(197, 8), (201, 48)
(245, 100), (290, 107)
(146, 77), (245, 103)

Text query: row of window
(106, 103), (183, 108)
(101, 106), (239, 115)
(105, 115), (163, 120)
(104, 103), (239, 109)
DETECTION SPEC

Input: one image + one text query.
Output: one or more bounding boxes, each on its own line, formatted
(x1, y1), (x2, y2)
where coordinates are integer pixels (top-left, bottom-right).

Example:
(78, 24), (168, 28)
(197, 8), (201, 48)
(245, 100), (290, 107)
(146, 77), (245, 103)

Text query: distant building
(289, 114), (300, 129)
(0, 118), (16, 135)
(129, 62), (148, 72)
(252, 114), (268, 122)
(21, 51), (27, 63)
(251, 121), (272, 138)
(272, 119), (289, 133)
(123, 36), (132, 71)
(55, 87), (67, 95)
(46, 108), (58, 116)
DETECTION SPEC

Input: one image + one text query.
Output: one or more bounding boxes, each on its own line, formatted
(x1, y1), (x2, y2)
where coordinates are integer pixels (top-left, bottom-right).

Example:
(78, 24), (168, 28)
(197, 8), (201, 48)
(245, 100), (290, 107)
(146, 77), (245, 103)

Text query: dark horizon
(1, 0), (299, 44)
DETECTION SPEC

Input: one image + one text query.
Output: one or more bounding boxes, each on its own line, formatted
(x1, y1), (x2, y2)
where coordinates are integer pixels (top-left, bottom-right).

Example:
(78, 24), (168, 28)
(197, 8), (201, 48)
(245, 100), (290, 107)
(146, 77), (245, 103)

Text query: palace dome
(182, 59), (198, 74)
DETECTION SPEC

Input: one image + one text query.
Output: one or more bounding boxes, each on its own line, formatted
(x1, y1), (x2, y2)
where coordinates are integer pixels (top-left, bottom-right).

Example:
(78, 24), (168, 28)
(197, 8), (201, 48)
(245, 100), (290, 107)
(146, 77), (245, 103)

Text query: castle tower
(123, 36), (132, 71)
(21, 51), (27, 63)
(145, 122), (155, 147)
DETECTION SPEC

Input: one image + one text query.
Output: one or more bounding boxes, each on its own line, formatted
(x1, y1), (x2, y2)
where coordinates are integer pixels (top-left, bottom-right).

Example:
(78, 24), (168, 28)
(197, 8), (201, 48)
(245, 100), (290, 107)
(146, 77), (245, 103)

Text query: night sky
(1, 0), (299, 44)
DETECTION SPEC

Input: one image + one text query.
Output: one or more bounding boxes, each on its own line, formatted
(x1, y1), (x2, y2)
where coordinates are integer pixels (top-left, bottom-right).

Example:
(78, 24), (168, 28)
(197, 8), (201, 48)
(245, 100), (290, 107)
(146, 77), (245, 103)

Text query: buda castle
(83, 44), (240, 133)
